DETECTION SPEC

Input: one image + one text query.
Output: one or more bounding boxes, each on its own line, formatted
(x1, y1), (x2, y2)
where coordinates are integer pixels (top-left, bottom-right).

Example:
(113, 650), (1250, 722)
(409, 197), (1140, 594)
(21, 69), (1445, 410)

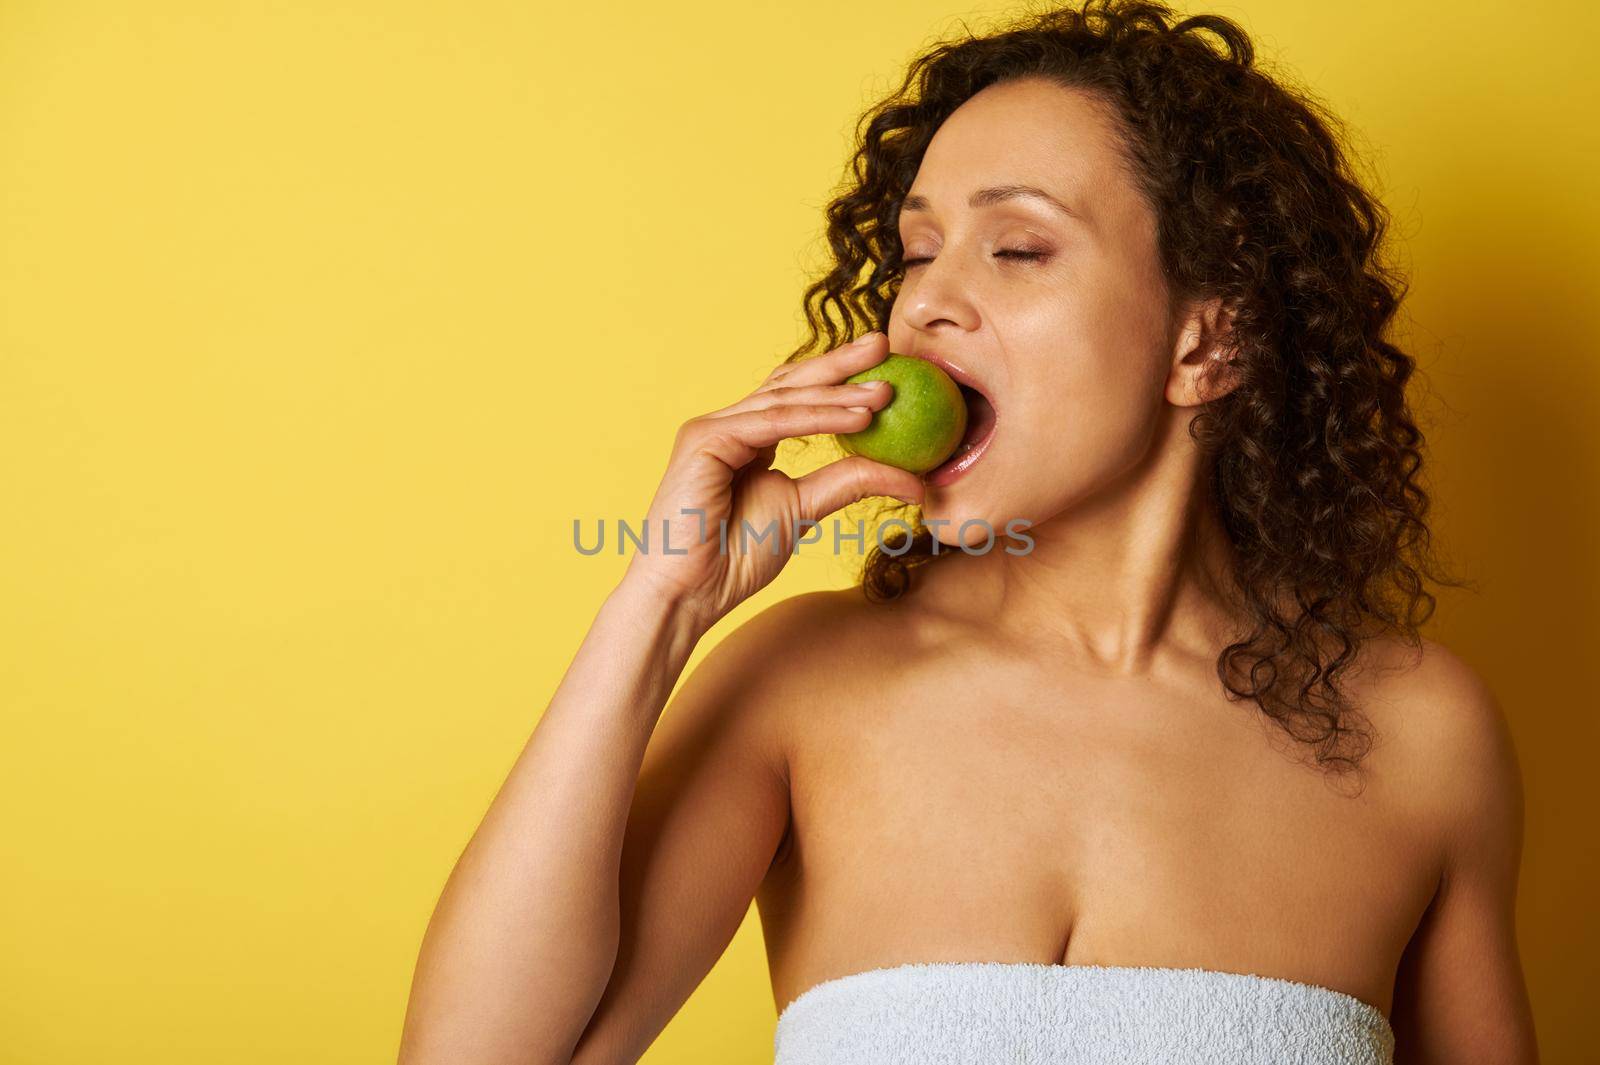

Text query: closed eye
(901, 250), (1051, 268)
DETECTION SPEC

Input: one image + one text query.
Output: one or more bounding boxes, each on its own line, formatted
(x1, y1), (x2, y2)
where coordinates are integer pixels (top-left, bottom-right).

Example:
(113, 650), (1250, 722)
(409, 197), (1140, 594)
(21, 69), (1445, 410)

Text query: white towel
(773, 961), (1394, 1064)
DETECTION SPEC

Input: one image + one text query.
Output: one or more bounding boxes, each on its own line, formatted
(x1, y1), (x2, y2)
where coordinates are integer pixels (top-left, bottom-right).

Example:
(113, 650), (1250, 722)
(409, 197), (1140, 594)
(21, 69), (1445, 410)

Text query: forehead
(904, 77), (1137, 229)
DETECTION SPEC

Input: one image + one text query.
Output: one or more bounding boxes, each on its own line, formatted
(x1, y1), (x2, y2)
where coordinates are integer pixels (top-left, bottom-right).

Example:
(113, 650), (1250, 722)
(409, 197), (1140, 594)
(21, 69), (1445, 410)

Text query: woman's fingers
(737, 379), (892, 470)
(719, 378), (894, 419)
(701, 333), (890, 420)
(680, 403), (879, 472)
(792, 454), (926, 521)
(759, 332), (889, 393)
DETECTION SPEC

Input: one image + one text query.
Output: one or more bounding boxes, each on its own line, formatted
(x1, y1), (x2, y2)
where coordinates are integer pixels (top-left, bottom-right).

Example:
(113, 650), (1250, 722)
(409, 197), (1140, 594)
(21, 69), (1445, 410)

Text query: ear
(1164, 296), (1240, 407)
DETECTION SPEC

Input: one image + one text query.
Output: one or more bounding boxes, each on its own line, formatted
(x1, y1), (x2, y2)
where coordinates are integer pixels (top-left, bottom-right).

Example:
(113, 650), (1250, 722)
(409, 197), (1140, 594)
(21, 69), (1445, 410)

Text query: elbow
(398, 1012), (580, 1065)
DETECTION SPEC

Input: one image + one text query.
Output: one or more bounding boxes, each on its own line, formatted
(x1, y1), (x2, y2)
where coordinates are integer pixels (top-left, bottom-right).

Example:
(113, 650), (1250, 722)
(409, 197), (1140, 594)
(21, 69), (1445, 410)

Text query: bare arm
(1391, 652), (1539, 1064)
(562, 591), (825, 1063)
(397, 578), (705, 1065)
(396, 332), (921, 1065)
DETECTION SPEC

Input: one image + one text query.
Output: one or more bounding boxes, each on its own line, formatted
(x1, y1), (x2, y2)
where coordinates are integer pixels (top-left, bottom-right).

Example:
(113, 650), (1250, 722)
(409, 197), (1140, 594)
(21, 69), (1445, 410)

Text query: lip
(905, 351), (999, 415)
(905, 350), (999, 487)
(922, 414), (997, 486)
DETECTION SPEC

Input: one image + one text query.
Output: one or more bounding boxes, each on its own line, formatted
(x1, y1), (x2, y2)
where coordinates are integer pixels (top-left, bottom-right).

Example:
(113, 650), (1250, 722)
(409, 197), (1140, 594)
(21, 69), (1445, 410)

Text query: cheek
(1018, 303), (1166, 438)
(1034, 269), (1171, 430)
(1006, 322), (1169, 496)
(1014, 373), (1156, 486)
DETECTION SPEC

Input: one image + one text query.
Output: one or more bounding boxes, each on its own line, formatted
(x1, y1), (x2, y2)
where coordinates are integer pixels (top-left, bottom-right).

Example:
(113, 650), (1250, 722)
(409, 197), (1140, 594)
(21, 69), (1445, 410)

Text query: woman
(399, 2), (1537, 1063)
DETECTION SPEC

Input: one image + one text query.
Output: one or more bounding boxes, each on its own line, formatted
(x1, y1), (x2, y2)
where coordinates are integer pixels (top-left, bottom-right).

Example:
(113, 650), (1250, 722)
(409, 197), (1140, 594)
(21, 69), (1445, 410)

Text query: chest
(755, 664), (1439, 1015)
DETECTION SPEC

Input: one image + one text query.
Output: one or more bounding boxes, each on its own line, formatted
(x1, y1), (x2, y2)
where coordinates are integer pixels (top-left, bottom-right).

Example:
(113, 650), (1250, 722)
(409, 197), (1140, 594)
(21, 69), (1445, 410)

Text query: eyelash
(900, 250), (1051, 268)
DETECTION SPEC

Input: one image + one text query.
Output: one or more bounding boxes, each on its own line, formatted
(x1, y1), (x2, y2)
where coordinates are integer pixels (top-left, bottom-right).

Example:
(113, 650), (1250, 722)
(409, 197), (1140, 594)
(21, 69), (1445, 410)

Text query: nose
(898, 254), (981, 336)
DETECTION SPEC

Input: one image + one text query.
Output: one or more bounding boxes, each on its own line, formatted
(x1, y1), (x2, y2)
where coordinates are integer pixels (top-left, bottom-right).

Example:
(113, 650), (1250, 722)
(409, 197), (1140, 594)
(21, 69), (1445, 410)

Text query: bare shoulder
(1353, 634), (1525, 865)
(685, 586), (897, 738)
(1356, 635), (1517, 763)
(1357, 637), (1538, 1060)
(719, 585), (895, 646)
(698, 586), (910, 706)
(713, 577), (959, 748)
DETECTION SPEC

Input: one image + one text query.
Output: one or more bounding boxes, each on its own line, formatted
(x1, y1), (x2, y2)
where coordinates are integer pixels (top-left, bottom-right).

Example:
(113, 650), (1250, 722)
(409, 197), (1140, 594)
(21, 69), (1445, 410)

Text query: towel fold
(773, 961), (1394, 1064)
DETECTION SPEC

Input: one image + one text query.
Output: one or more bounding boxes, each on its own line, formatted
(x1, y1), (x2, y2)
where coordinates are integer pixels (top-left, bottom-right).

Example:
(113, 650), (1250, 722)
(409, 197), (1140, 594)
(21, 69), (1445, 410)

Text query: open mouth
(924, 381), (998, 486)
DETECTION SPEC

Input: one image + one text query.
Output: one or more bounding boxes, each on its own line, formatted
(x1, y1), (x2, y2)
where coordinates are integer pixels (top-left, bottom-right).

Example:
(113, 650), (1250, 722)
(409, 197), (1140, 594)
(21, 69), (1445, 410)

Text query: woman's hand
(621, 331), (925, 632)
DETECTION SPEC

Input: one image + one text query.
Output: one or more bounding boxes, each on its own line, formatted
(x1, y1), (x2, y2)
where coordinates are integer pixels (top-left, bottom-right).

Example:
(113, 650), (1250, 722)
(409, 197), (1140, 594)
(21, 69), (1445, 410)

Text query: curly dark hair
(778, 0), (1475, 774)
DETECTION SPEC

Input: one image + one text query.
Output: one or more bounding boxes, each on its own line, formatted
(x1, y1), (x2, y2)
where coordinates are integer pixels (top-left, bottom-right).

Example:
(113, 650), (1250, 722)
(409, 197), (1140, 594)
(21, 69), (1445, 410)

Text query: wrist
(608, 573), (715, 655)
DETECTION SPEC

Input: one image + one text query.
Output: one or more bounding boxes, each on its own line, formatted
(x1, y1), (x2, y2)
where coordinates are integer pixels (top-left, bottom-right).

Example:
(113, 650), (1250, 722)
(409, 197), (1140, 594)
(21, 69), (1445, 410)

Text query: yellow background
(2, 1), (1595, 1061)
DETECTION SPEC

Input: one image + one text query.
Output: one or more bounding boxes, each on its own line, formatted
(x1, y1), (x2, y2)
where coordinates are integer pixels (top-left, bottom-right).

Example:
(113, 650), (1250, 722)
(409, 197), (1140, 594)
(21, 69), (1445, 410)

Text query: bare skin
(753, 576), (1527, 1042)
(399, 75), (1535, 1065)
(744, 80), (1533, 1064)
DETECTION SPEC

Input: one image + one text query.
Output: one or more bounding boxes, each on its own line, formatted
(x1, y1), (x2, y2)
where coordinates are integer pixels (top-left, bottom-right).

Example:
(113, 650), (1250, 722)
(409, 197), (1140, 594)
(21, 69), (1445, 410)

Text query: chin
(918, 486), (1030, 555)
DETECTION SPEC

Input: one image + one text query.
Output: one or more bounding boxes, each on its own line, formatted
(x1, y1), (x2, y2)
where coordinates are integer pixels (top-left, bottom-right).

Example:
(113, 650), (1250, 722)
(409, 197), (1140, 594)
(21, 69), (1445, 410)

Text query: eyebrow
(897, 184), (1085, 223)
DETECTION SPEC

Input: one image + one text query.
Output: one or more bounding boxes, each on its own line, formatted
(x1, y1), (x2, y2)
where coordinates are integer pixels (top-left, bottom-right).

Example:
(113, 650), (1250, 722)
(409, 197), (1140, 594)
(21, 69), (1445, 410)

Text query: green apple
(836, 353), (968, 475)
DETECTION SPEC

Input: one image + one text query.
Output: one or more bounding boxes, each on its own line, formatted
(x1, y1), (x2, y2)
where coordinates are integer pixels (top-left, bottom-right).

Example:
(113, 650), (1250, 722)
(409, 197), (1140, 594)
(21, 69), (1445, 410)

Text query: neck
(942, 425), (1245, 676)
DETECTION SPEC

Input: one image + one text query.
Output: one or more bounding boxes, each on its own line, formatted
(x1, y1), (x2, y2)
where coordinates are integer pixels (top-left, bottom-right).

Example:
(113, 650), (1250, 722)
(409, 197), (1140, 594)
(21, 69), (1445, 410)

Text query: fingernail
(851, 331), (881, 347)
(846, 405), (870, 413)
